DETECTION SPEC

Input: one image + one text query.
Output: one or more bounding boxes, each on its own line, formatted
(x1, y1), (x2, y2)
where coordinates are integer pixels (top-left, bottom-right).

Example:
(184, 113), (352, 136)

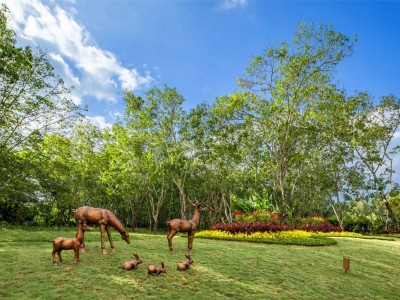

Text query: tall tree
(0, 4), (80, 220)
(216, 23), (357, 215)
(351, 94), (400, 229)
(122, 85), (187, 232)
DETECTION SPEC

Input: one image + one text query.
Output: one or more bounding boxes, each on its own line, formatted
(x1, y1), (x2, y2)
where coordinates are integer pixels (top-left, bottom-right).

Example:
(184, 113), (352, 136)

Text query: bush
(293, 215), (327, 226)
(233, 210), (282, 223)
(211, 221), (342, 234)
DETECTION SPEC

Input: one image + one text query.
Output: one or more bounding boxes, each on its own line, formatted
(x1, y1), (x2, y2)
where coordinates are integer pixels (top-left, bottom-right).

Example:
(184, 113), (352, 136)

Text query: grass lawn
(0, 226), (399, 299)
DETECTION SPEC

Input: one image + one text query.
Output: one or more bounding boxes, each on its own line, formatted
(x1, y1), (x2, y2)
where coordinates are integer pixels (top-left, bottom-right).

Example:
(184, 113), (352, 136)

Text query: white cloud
(3, 0), (152, 105)
(86, 116), (112, 130)
(220, 0), (248, 10)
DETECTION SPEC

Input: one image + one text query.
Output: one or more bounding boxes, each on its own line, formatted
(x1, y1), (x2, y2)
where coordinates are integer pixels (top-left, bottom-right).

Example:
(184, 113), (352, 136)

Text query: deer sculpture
(177, 254), (194, 271)
(51, 222), (93, 265)
(122, 253), (143, 270)
(167, 199), (212, 252)
(74, 206), (130, 255)
(147, 262), (166, 275)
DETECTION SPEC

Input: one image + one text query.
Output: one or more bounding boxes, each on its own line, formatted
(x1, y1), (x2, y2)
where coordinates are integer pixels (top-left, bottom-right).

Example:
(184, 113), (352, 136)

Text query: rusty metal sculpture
(122, 253), (143, 270)
(166, 199), (208, 252)
(177, 254), (194, 271)
(147, 262), (166, 275)
(74, 206), (130, 255)
(51, 222), (92, 265)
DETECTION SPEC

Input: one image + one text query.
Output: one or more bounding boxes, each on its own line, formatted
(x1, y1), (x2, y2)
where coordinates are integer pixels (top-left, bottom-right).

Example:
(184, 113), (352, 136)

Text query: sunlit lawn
(0, 226), (399, 299)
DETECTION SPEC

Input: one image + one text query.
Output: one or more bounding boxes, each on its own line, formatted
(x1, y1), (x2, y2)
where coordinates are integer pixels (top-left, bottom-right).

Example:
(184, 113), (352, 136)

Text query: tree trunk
(381, 192), (398, 229)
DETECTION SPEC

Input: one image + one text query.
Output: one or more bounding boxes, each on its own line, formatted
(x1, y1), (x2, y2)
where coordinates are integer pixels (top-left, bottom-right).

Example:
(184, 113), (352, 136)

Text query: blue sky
(3, 0), (400, 127)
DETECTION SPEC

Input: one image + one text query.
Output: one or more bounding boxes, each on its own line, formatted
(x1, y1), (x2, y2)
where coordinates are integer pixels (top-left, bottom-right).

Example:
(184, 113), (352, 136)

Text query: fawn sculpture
(167, 199), (211, 252)
(51, 222), (92, 265)
(177, 254), (194, 271)
(147, 262), (166, 275)
(74, 206), (130, 255)
(122, 253), (143, 270)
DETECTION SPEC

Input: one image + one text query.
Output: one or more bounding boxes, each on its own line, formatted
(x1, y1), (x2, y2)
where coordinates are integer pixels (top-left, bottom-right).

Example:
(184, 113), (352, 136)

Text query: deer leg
(100, 224), (107, 255)
(74, 247), (80, 263)
(80, 240), (86, 253)
(52, 249), (57, 265)
(57, 250), (63, 262)
(167, 230), (178, 252)
(105, 225), (115, 253)
(188, 232), (195, 250)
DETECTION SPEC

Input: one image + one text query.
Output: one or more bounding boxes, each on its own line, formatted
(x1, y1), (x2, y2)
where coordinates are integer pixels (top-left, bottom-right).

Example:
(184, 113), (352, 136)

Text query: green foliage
(0, 4), (81, 223)
(1, 8), (399, 234)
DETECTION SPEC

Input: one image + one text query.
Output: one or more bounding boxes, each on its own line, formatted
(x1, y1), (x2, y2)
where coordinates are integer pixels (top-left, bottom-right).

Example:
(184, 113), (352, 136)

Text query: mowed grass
(0, 227), (399, 299)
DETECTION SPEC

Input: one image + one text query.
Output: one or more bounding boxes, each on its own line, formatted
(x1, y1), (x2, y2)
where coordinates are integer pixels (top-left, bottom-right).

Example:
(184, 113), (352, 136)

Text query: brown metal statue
(122, 253), (143, 270)
(166, 199), (206, 252)
(51, 222), (93, 265)
(74, 206), (130, 255)
(147, 262), (166, 275)
(177, 254), (194, 271)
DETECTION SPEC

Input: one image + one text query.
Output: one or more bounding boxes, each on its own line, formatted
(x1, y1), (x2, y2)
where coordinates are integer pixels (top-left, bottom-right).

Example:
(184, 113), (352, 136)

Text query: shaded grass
(0, 227), (399, 299)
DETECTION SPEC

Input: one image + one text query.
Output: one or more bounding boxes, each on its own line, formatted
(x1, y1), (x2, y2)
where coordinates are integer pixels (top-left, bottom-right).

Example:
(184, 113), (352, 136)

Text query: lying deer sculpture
(122, 253), (143, 270)
(74, 206), (130, 255)
(51, 222), (93, 265)
(177, 254), (194, 271)
(147, 262), (166, 275)
(167, 199), (212, 252)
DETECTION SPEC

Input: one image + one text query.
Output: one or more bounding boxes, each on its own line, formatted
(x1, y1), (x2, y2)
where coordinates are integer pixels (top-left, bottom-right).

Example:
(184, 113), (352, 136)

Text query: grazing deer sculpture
(147, 262), (166, 275)
(167, 199), (212, 252)
(122, 253), (143, 270)
(177, 254), (194, 271)
(74, 206), (130, 255)
(51, 222), (93, 265)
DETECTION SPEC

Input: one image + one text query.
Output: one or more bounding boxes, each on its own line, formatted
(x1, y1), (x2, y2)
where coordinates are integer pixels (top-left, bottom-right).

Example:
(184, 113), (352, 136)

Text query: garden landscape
(1, 1), (400, 299)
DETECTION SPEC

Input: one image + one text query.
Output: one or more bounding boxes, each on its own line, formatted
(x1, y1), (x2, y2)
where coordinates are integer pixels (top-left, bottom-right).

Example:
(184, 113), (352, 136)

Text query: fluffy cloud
(86, 116), (112, 130)
(3, 0), (152, 105)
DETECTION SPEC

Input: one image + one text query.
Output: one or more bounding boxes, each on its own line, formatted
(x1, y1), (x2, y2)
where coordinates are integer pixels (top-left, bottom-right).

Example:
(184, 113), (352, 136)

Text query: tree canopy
(0, 5), (399, 232)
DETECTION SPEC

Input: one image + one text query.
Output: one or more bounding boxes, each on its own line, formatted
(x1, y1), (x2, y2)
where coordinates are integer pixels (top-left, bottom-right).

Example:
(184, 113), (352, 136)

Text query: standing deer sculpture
(51, 222), (93, 265)
(167, 199), (210, 252)
(74, 206), (130, 255)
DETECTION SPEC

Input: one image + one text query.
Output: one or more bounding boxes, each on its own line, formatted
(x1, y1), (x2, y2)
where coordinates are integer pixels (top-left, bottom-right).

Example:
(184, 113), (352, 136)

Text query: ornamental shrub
(293, 215), (327, 226)
(211, 221), (342, 234)
(233, 210), (282, 224)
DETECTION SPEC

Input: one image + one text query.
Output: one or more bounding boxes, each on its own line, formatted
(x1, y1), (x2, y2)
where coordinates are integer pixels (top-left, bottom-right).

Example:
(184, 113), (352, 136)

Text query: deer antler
(188, 198), (198, 207)
(202, 202), (221, 213)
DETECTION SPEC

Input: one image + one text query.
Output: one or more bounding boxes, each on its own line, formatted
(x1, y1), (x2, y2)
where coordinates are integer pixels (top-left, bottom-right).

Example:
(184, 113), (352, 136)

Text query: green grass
(0, 226), (399, 299)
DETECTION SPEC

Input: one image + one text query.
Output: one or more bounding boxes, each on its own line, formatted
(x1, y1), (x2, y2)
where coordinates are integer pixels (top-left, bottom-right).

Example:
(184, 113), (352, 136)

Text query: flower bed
(196, 229), (337, 246)
(313, 231), (362, 237)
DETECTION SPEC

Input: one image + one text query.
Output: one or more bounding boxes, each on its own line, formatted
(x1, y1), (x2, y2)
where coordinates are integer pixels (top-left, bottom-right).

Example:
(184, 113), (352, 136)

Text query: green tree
(121, 85), (187, 232)
(0, 4), (80, 222)
(215, 23), (357, 216)
(351, 94), (400, 229)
